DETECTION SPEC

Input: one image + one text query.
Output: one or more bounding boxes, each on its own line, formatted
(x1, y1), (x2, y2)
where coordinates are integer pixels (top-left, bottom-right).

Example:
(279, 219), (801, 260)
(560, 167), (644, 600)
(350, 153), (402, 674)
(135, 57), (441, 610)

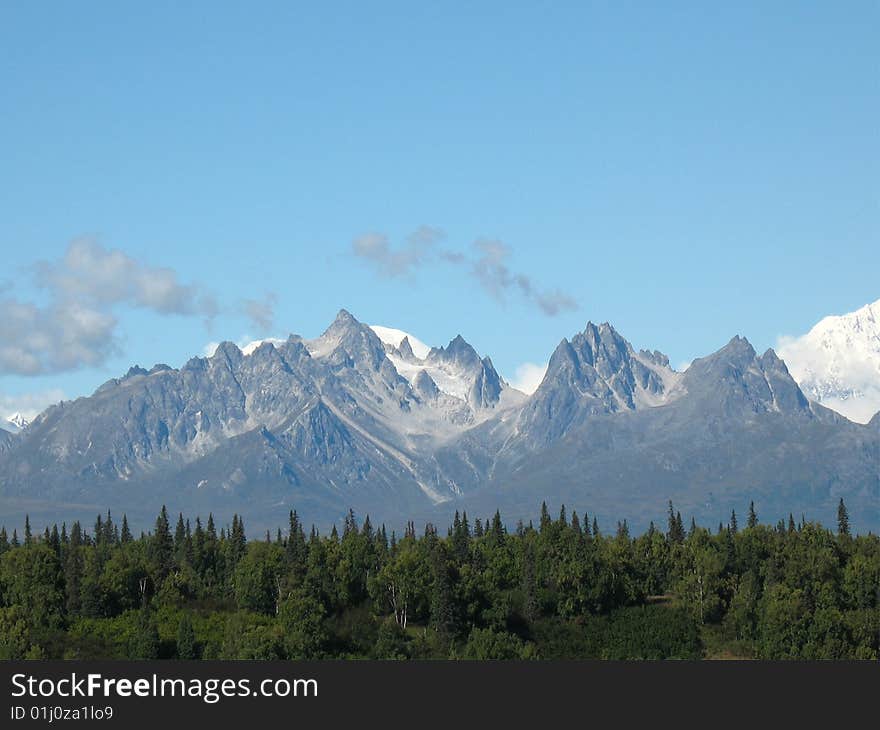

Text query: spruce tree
(174, 513), (187, 558)
(571, 510), (582, 535)
(130, 604), (160, 660)
(667, 502), (684, 543)
(177, 614), (197, 659)
(837, 498), (850, 537)
(747, 501), (758, 529)
(24, 515), (32, 546)
(730, 510), (738, 534)
(151, 506), (174, 578)
(539, 502), (551, 533)
(121, 514), (133, 543)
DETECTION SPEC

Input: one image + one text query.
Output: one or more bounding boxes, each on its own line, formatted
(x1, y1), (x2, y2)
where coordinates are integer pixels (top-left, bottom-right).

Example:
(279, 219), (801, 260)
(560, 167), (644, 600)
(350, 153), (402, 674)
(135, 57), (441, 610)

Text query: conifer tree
(177, 614), (197, 659)
(130, 604), (160, 660)
(491, 510), (505, 541)
(151, 505), (174, 578)
(429, 548), (455, 637)
(837, 498), (850, 537)
(667, 502), (686, 544)
(539, 502), (551, 533)
(571, 510), (582, 536)
(120, 515), (133, 544)
(747, 501), (758, 529)
(24, 515), (32, 546)
(174, 513), (187, 561)
(730, 510), (738, 534)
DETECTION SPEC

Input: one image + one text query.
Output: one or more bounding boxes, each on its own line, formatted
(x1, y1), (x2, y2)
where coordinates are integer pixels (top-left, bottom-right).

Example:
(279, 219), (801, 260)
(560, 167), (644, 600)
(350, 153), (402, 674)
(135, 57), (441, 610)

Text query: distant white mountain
(778, 298), (880, 424)
(0, 412), (29, 434)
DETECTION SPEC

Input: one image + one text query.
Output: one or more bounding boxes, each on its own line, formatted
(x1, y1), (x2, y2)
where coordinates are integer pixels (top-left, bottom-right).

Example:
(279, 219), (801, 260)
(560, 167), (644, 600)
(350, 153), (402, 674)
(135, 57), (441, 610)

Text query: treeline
(0, 499), (876, 660)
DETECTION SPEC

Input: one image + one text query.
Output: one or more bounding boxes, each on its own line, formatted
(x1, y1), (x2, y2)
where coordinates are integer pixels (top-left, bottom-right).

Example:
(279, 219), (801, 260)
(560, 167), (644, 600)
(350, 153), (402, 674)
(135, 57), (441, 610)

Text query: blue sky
(1, 2), (877, 415)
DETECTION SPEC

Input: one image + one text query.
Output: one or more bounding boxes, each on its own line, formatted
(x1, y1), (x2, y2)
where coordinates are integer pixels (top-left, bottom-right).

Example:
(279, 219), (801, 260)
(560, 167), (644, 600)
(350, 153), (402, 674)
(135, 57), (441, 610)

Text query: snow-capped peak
(1, 412), (29, 434)
(369, 326), (432, 359)
(778, 298), (880, 424)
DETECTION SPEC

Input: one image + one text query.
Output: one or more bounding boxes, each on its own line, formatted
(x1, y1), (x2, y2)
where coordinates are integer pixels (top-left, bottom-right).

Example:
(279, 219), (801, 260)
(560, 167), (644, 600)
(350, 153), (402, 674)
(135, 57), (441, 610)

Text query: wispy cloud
(241, 292), (278, 333)
(352, 225), (446, 278)
(471, 239), (578, 316)
(351, 227), (578, 317)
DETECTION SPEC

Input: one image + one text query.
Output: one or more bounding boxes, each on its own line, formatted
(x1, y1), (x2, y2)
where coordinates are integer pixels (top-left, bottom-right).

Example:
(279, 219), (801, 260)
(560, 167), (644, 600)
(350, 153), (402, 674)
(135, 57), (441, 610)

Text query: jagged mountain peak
(211, 340), (244, 365)
(519, 321), (681, 446)
(427, 334), (481, 368)
(682, 336), (813, 418)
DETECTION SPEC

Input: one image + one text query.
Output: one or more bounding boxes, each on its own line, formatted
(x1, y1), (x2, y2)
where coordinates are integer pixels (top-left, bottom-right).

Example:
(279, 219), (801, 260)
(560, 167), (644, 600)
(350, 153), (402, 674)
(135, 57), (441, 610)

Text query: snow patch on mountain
(204, 338), (286, 357)
(369, 326), (432, 359)
(777, 298), (880, 424)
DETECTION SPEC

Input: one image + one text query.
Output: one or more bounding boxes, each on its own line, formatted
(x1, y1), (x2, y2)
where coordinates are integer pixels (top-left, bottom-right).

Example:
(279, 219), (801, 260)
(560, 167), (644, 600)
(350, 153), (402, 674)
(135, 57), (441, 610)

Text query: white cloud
(0, 238), (273, 376)
(0, 389), (66, 421)
(34, 238), (217, 317)
(0, 298), (118, 375)
(508, 362), (548, 394)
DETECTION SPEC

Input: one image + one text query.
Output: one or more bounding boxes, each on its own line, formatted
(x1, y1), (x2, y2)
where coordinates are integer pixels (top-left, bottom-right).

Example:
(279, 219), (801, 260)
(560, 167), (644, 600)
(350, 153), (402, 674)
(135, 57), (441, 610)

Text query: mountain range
(0, 308), (877, 533)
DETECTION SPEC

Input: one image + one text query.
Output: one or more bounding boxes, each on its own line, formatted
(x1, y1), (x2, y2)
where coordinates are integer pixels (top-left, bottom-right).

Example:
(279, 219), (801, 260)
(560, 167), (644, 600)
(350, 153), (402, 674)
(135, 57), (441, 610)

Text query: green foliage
(176, 614), (197, 659)
(278, 589), (327, 659)
(460, 627), (536, 660)
(0, 502), (875, 660)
